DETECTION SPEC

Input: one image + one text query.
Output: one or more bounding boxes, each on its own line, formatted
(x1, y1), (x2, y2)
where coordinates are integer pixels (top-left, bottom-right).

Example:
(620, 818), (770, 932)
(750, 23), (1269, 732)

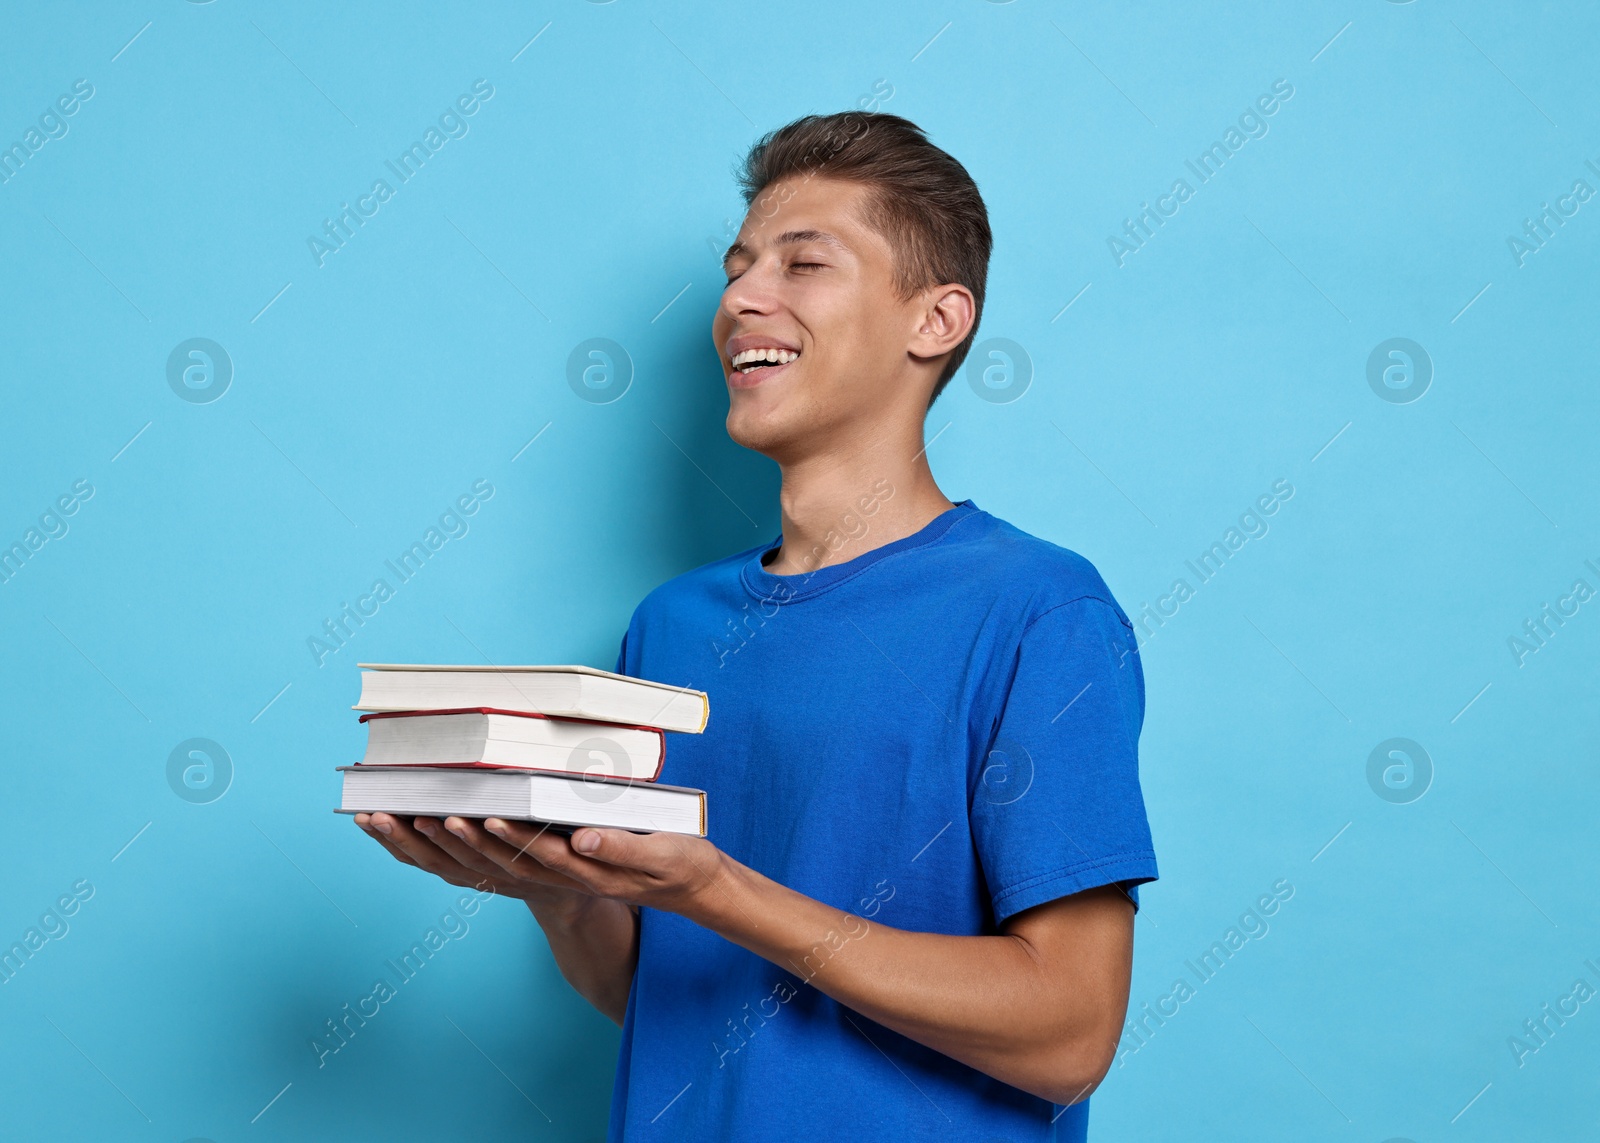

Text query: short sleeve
(971, 596), (1158, 926)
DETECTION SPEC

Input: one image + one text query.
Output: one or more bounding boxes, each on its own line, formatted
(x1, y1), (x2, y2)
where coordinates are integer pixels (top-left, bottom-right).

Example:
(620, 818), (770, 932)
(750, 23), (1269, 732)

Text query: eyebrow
(722, 228), (849, 269)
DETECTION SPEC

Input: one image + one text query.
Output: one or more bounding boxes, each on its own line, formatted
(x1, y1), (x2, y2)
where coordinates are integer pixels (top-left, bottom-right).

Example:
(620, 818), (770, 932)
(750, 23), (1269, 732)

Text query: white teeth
(732, 347), (799, 369)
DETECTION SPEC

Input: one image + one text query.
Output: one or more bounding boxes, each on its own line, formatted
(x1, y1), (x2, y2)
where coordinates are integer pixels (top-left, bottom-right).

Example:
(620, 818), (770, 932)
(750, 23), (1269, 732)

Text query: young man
(356, 112), (1158, 1140)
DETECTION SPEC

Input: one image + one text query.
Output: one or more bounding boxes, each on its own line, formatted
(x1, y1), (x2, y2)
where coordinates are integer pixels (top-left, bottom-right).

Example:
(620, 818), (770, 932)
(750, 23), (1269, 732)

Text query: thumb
(570, 827), (643, 866)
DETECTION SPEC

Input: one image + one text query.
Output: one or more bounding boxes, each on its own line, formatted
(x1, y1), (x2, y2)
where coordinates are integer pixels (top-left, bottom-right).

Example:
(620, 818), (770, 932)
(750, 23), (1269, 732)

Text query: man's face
(714, 176), (926, 461)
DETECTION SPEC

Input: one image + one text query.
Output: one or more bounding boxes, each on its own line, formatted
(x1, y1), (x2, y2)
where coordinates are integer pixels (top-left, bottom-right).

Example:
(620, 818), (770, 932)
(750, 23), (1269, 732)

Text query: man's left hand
(460, 817), (733, 916)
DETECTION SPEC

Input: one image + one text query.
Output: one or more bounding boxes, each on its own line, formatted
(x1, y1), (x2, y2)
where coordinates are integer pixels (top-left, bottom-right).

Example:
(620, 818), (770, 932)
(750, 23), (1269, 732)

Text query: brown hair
(735, 112), (992, 407)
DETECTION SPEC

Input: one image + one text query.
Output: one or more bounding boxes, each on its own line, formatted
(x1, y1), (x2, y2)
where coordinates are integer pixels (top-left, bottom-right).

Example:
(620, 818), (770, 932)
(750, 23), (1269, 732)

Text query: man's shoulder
(949, 509), (1129, 623)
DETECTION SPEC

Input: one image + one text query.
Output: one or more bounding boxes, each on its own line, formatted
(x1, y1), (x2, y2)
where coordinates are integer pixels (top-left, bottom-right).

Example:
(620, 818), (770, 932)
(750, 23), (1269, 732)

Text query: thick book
(337, 765), (706, 836)
(359, 708), (664, 780)
(355, 663), (709, 734)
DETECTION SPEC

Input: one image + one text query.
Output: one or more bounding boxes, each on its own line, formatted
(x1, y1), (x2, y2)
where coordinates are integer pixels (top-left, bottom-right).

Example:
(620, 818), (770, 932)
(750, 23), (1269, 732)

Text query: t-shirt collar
(740, 499), (980, 604)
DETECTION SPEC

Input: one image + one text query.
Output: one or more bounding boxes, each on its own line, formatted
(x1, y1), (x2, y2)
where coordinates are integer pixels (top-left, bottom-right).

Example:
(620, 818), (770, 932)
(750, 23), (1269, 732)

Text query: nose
(719, 256), (782, 324)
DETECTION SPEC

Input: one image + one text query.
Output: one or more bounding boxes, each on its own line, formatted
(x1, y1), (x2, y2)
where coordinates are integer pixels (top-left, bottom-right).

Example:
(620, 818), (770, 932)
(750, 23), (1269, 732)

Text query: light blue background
(2, 2), (1596, 1139)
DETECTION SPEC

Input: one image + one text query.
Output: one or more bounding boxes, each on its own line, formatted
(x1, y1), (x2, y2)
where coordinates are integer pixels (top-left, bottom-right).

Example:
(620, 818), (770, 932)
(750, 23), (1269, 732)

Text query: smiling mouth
(730, 347), (800, 381)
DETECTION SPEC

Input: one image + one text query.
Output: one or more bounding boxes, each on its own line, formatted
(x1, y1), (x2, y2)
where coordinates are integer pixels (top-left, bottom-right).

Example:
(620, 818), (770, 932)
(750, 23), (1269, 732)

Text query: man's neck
(764, 425), (955, 576)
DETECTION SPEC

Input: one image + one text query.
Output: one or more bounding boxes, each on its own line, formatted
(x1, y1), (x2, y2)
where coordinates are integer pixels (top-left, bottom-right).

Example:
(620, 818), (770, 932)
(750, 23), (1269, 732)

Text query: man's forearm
(679, 857), (1130, 1104)
(526, 893), (640, 1026)
(465, 817), (1132, 1099)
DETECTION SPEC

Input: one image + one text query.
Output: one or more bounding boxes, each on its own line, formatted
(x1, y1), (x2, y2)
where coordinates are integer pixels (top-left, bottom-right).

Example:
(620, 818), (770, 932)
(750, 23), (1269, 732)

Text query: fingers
(482, 820), (657, 896)
(371, 831), (421, 868)
(465, 818), (612, 894)
(413, 816), (522, 886)
(571, 828), (605, 856)
(482, 819), (609, 888)
(357, 809), (699, 907)
(433, 817), (593, 896)
(354, 815), (419, 867)
(565, 826), (700, 879)
(478, 817), (567, 856)
(361, 813), (508, 893)
(552, 828), (730, 912)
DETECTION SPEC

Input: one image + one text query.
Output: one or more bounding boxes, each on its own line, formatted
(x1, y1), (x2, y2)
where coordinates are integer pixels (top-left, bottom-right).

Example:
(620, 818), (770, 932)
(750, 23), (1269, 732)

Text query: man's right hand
(355, 811), (593, 907)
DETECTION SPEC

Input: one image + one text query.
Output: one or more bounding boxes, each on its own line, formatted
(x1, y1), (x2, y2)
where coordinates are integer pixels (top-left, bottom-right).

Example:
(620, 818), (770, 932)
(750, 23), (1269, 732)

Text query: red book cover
(356, 707), (665, 780)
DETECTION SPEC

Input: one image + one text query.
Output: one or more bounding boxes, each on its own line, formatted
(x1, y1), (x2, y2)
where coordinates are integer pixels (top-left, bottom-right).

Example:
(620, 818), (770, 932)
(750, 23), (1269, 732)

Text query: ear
(907, 283), (976, 364)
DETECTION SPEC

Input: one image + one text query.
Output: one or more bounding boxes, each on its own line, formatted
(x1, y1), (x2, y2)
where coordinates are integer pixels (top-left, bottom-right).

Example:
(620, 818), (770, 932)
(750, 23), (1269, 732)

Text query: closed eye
(722, 260), (825, 285)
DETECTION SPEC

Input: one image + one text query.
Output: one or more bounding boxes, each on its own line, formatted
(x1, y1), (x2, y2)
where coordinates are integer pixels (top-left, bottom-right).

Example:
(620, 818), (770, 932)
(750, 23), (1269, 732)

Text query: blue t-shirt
(606, 500), (1158, 1141)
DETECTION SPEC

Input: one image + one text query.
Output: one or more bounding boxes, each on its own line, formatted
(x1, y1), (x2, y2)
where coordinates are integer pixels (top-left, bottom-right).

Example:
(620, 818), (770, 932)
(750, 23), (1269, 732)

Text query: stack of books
(336, 663), (710, 837)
